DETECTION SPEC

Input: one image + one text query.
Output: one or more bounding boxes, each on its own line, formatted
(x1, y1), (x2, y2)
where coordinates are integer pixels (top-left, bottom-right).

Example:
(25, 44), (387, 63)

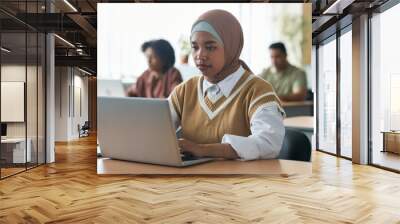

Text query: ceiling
(311, 0), (390, 43)
(1, 0), (100, 73)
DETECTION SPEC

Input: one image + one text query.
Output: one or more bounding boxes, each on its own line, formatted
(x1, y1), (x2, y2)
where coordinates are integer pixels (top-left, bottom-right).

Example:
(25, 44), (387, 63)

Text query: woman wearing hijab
(127, 39), (183, 98)
(169, 9), (285, 160)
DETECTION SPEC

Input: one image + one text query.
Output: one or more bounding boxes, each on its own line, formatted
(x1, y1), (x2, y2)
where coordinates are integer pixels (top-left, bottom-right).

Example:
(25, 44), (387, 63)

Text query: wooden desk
(97, 158), (312, 176)
(282, 101), (313, 107)
(382, 131), (400, 154)
(284, 116), (314, 143)
(282, 100), (313, 117)
(284, 116), (313, 131)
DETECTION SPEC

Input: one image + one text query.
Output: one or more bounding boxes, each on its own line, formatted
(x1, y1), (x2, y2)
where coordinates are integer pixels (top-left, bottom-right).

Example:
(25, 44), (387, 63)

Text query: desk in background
(381, 131), (400, 154)
(282, 101), (313, 117)
(284, 116), (314, 144)
(1, 138), (32, 165)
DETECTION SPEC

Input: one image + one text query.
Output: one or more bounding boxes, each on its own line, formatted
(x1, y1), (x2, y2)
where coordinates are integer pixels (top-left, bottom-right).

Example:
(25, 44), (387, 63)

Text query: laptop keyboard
(180, 151), (198, 161)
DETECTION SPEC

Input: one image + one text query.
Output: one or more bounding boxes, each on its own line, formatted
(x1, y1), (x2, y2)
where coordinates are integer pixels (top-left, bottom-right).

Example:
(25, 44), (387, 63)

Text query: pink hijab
(191, 9), (253, 78)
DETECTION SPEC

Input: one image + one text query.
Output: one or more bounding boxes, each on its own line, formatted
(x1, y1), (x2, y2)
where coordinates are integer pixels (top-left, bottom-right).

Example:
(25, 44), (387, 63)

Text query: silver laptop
(97, 96), (214, 167)
(97, 79), (125, 97)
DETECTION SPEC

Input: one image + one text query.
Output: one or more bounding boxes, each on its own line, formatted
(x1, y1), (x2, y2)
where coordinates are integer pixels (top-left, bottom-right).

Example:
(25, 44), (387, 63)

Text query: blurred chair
(79, 121), (90, 138)
(278, 128), (312, 162)
(305, 89), (314, 101)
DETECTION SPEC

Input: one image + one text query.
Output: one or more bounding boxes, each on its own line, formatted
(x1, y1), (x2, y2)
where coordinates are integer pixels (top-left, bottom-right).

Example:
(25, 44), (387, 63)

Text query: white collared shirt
(202, 65), (245, 100)
(169, 66), (285, 161)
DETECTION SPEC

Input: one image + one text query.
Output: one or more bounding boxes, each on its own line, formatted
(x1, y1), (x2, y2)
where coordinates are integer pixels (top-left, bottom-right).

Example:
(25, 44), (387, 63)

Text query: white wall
(55, 67), (89, 141)
(55, 66), (69, 141)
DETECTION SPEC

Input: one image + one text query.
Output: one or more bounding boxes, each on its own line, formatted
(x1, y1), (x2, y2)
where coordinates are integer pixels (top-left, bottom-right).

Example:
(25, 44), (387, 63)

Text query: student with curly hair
(127, 39), (183, 98)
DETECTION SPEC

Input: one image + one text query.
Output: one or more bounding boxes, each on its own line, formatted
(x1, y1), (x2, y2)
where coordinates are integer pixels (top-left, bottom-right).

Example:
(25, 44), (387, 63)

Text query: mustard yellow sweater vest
(170, 70), (284, 144)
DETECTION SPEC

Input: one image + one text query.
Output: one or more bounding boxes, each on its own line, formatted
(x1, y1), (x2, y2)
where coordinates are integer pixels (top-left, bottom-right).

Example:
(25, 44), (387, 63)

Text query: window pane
(1, 32), (27, 177)
(27, 31), (38, 169)
(340, 30), (352, 158)
(38, 33), (46, 165)
(371, 4), (400, 171)
(318, 38), (337, 154)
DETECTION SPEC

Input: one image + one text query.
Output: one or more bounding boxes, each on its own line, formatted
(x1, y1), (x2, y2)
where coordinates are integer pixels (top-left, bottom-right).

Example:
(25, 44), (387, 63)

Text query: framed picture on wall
(1, 81), (25, 122)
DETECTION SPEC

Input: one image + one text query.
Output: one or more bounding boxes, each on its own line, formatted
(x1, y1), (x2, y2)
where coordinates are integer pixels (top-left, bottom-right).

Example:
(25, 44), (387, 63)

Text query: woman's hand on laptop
(178, 138), (204, 158)
(178, 138), (239, 159)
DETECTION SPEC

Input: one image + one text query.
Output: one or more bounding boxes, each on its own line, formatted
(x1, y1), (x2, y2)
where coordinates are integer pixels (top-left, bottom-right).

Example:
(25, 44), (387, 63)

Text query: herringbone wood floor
(1, 134), (400, 224)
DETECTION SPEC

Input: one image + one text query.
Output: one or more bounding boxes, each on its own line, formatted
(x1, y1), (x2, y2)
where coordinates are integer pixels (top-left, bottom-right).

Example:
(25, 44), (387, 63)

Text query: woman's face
(144, 47), (163, 72)
(191, 31), (225, 83)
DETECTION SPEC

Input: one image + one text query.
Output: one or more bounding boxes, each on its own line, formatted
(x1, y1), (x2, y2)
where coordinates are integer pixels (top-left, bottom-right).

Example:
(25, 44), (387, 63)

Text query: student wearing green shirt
(259, 42), (307, 102)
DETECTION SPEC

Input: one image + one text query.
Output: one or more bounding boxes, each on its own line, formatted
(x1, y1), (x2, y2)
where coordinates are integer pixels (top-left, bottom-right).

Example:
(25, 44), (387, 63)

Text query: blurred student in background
(127, 39), (183, 98)
(259, 42), (307, 102)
